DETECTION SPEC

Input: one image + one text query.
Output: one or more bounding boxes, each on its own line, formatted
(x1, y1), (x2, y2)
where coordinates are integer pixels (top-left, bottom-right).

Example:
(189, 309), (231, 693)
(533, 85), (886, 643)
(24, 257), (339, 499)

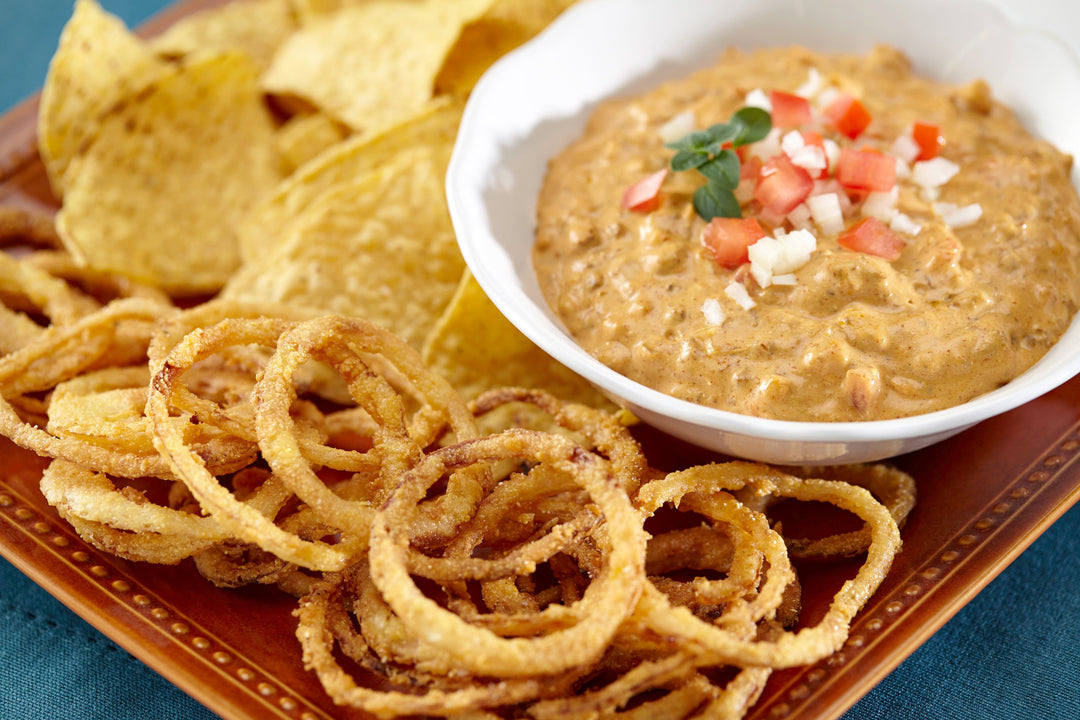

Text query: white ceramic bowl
(446, 0), (1080, 464)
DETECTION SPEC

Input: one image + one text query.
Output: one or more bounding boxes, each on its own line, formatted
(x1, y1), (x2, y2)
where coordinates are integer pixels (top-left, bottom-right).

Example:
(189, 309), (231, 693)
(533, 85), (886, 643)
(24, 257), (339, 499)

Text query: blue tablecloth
(2, 2), (1079, 719)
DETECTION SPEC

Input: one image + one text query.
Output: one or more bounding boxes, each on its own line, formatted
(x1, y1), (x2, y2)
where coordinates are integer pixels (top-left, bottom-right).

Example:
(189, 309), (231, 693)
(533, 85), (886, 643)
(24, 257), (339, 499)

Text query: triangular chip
(151, 0), (297, 71)
(287, 0), (357, 23)
(238, 99), (461, 261)
(261, 0), (493, 132)
(56, 52), (282, 296)
(422, 270), (614, 409)
(37, 0), (168, 198)
(435, 0), (580, 96)
(274, 112), (351, 173)
(222, 144), (463, 348)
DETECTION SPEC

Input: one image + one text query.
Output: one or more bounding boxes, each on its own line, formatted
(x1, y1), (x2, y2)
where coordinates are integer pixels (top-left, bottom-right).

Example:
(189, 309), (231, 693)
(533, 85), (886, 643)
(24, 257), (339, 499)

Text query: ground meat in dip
(533, 45), (1080, 422)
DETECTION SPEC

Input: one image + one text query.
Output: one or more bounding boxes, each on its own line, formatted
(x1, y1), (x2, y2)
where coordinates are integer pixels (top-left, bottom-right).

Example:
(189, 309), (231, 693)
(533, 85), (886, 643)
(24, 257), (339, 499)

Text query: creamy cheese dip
(533, 45), (1080, 422)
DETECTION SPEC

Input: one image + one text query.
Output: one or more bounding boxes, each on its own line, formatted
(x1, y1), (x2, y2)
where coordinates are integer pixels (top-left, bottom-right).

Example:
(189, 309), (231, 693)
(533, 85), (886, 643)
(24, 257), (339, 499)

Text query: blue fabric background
(1, 2), (1079, 719)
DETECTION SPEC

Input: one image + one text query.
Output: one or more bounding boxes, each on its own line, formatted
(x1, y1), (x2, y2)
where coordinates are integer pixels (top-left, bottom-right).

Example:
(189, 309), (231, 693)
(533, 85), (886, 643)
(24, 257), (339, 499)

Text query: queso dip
(533, 45), (1080, 422)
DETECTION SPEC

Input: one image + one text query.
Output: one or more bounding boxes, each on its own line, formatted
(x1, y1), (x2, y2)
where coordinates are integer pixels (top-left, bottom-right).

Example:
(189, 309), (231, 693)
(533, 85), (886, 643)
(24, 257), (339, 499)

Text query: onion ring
(369, 429), (647, 679)
(634, 461), (902, 668)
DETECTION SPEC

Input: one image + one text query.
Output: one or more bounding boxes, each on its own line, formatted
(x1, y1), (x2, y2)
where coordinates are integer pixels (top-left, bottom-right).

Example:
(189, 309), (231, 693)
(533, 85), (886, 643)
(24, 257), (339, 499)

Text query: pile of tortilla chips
(36, 0), (605, 409)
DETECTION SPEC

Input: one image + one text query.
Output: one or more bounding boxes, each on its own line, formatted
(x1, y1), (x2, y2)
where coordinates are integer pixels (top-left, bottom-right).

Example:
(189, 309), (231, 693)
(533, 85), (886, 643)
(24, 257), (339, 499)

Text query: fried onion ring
(369, 430), (647, 679)
(634, 461), (902, 668)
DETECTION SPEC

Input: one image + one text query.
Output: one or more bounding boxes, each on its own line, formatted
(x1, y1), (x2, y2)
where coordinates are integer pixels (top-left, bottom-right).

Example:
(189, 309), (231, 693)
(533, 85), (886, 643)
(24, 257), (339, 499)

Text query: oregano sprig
(665, 106), (772, 221)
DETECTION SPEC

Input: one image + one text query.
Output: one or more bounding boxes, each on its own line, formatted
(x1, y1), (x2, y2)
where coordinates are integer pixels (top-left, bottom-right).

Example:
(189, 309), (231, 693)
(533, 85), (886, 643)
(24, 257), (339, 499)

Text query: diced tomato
(740, 154), (762, 180)
(753, 154), (814, 216)
(770, 90), (812, 127)
(837, 217), (906, 260)
(835, 147), (895, 192)
(719, 140), (748, 162)
(823, 93), (872, 139)
(799, 130), (829, 178)
(701, 217), (766, 268)
(621, 168), (667, 211)
(911, 121), (944, 161)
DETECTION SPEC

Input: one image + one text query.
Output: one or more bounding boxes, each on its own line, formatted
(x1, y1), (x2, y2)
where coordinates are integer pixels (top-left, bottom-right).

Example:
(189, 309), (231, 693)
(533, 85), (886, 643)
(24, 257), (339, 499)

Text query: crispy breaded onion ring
(0, 246), (96, 331)
(369, 429), (647, 679)
(38, 459), (294, 566)
(0, 298), (208, 478)
(634, 461), (902, 668)
(147, 315), (367, 571)
(23, 249), (171, 305)
(254, 315), (482, 547)
(769, 463), (917, 558)
(295, 568), (557, 718)
(0, 204), (62, 249)
(470, 387), (646, 496)
(0, 296), (171, 398)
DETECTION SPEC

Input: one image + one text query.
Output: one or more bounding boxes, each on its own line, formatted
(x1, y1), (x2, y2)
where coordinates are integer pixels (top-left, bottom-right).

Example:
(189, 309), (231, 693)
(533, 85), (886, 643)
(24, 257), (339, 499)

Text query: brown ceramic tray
(3, 2), (1080, 718)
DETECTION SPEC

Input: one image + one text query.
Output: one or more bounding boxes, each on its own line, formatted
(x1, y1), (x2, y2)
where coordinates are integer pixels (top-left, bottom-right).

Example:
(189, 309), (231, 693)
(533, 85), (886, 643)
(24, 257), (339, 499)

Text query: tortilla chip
(286, 0), (358, 23)
(422, 270), (614, 410)
(435, 0), (580, 96)
(261, 0), (494, 132)
(238, 99), (461, 261)
(222, 144), (463, 348)
(151, 0), (297, 71)
(37, 0), (167, 198)
(275, 112), (350, 173)
(56, 52), (282, 296)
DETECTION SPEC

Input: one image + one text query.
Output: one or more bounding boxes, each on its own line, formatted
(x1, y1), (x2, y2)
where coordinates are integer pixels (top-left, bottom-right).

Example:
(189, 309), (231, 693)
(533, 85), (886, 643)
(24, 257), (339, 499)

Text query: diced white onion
(748, 235), (782, 266)
(816, 86), (840, 112)
(659, 111), (697, 145)
(749, 262), (774, 289)
(771, 273), (798, 285)
(861, 186), (899, 222)
(807, 193), (845, 234)
(725, 281), (756, 309)
(786, 202), (813, 230)
(701, 297), (725, 326)
(778, 229), (818, 271)
(890, 212), (922, 235)
(745, 88), (772, 112)
(894, 156), (912, 181)
(822, 138), (841, 173)
(780, 130), (805, 155)
(750, 229), (817, 283)
(746, 127), (782, 161)
(748, 236), (781, 288)
(790, 147), (827, 174)
(795, 68), (823, 99)
(912, 157), (960, 189)
(812, 178), (853, 215)
(934, 202), (983, 228)
(780, 131), (828, 174)
(890, 133), (921, 164)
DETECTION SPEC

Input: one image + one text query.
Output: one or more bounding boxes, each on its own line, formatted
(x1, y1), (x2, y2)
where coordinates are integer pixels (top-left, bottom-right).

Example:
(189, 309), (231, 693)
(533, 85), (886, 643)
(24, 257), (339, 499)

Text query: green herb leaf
(702, 122), (740, 148)
(665, 129), (711, 152)
(693, 183), (742, 221)
(697, 149), (740, 190)
(671, 149), (709, 173)
(730, 106), (772, 146)
(666, 106), (772, 222)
